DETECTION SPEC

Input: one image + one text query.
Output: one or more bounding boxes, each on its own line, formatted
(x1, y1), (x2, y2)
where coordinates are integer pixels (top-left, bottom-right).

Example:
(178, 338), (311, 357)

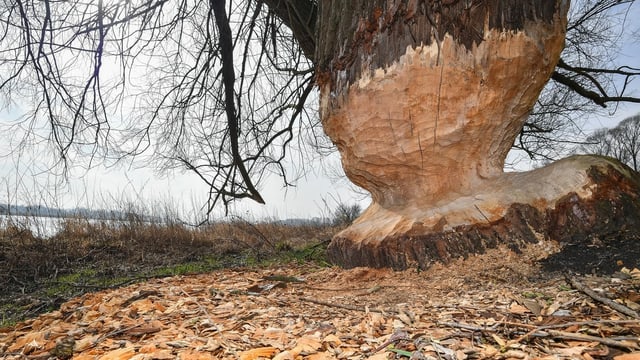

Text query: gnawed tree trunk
(315, 1), (640, 269)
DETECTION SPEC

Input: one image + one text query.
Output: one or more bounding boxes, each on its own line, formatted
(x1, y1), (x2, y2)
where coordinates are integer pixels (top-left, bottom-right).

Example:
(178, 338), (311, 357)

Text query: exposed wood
(328, 156), (640, 269)
(321, 20), (568, 208)
(316, 0), (565, 91)
(315, 0), (640, 270)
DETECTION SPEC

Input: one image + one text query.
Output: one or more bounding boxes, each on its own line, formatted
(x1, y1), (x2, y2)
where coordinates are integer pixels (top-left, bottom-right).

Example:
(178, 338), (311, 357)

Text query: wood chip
(2, 247), (640, 359)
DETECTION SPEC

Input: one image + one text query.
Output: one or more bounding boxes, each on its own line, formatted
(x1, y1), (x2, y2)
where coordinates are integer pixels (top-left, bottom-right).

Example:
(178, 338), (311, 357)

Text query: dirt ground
(1, 240), (640, 360)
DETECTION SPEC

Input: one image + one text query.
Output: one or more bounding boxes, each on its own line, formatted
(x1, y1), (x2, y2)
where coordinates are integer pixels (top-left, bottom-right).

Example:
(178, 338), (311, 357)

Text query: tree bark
(261, 0), (317, 61)
(314, 1), (640, 269)
(328, 156), (640, 269)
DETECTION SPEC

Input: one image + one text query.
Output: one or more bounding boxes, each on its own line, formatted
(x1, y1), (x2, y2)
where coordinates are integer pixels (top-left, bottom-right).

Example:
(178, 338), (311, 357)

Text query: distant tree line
(579, 114), (640, 172)
(0, 204), (72, 218)
(0, 203), (151, 221)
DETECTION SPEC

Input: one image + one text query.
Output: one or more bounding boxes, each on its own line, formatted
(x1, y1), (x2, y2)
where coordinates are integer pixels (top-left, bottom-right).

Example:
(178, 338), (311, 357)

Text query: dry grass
(0, 213), (340, 326)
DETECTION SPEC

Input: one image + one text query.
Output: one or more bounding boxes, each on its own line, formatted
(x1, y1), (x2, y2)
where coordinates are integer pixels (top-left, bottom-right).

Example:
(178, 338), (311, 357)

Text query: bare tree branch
(552, 58), (640, 107)
(211, 0), (264, 204)
(519, 0), (640, 162)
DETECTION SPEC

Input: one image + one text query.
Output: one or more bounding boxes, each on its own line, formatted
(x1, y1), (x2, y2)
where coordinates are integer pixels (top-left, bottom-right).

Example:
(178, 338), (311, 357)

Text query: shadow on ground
(540, 233), (640, 275)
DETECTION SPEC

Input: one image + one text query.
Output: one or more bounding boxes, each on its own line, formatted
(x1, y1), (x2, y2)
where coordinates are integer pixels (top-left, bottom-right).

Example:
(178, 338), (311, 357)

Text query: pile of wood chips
(1, 243), (639, 360)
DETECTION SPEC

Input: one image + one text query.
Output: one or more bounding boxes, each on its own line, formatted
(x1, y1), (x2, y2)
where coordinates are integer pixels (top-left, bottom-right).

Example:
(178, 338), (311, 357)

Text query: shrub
(332, 203), (362, 226)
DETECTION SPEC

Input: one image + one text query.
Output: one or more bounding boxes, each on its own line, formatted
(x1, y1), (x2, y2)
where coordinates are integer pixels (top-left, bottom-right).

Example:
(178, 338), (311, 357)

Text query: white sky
(0, 2), (639, 221)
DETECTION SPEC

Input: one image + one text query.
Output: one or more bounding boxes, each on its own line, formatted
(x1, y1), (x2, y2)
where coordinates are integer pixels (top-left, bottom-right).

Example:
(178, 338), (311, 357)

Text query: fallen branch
(500, 319), (640, 331)
(567, 276), (639, 319)
(121, 290), (160, 307)
(440, 320), (640, 350)
(537, 319), (640, 330)
(544, 329), (639, 350)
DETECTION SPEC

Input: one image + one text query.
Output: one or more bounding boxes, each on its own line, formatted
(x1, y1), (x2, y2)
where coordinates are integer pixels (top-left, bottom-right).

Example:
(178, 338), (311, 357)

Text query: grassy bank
(0, 215), (339, 327)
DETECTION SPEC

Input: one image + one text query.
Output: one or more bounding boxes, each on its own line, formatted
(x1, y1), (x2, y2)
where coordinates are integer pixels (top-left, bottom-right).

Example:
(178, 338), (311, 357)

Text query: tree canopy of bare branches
(0, 0), (318, 213)
(0, 0), (638, 213)
(579, 114), (640, 172)
(518, 0), (640, 162)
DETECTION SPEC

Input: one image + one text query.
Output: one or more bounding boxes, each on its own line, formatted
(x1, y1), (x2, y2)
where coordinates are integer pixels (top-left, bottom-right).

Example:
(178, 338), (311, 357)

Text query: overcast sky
(1, 2), (639, 221)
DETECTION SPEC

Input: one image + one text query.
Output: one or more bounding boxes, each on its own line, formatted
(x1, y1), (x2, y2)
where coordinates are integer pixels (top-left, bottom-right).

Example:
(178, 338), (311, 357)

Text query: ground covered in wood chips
(1, 242), (640, 360)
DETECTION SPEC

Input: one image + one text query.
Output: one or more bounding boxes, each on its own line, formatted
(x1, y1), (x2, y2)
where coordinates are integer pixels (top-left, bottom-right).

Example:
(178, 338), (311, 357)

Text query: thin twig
(567, 276), (639, 318)
(121, 290), (160, 307)
(438, 321), (500, 332)
(506, 327), (541, 349)
(372, 330), (409, 353)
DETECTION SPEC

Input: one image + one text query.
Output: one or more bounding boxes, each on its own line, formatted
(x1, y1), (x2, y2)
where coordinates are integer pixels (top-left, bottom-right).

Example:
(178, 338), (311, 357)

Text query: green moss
(278, 242), (331, 266)
(0, 218), (340, 327)
(43, 268), (98, 297)
(0, 304), (22, 328)
(149, 256), (222, 277)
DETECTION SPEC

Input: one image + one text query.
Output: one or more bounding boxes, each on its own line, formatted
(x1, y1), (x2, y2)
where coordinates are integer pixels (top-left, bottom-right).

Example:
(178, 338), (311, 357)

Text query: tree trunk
(315, 1), (640, 269)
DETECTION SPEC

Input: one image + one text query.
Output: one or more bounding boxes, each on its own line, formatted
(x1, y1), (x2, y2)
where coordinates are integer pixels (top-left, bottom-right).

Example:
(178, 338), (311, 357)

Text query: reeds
(0, 197), (343, 327)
